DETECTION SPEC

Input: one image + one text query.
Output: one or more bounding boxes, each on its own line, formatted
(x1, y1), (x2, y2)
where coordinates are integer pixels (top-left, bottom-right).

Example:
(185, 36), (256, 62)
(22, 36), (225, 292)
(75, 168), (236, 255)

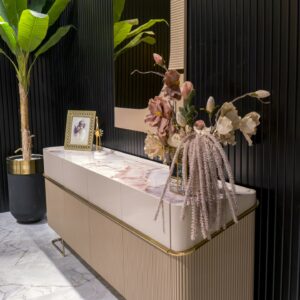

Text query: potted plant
(0, 0), (73, 222)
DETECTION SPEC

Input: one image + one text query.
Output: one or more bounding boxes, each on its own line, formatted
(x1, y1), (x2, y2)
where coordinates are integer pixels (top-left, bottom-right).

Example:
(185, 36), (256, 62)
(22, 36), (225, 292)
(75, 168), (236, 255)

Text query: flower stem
(131, 69), (165, 78)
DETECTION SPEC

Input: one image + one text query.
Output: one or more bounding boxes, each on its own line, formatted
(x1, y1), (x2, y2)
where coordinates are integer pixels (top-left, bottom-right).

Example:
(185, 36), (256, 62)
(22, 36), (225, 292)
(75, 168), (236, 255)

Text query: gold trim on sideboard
(44, 176), (258, 257)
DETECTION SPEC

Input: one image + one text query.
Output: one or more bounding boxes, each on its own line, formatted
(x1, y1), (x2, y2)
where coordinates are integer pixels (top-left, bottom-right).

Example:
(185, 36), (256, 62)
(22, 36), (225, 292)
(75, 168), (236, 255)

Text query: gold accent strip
(45, 176), (258, 257)
(7, 155), (44, 175)
(52, 238), (66, 256)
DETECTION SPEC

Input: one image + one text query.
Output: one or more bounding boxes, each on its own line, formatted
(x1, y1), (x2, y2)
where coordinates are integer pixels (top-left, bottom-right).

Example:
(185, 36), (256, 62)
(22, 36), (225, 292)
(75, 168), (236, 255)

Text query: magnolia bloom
(214, 131), (236, 146)
(206, 96), (215, 113)
(145, 96), (173, 144)
(163, 70), (181, 100)
(215, 102), (240, 145)
(153, 53), (164, 66)
(216, 116), (233, 135)
(144, 133), (165, 160)
(176, 111), (187, 127)
(219, 102), (241, 130)
(239, 112), (260, 146)
(181, 81), (194, 100)
(250, 90), (270, 99)
(145, 96), (173, 126)
(167, 133), (182, 148)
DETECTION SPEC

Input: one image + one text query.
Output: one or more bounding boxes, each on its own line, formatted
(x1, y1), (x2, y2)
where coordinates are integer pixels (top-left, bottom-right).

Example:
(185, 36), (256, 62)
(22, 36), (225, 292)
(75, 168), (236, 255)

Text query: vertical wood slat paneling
(187, 0), (300, 299)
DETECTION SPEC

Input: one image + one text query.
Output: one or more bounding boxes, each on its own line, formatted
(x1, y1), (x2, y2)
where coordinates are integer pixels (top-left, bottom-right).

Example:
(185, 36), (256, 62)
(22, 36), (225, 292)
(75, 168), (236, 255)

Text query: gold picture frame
(64, 110), (96, 151)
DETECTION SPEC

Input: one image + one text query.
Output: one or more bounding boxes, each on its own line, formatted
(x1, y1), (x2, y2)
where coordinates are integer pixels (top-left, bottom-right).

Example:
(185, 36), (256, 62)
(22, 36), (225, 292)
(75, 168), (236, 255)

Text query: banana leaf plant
(0, 0), (73, 161)
(113, 0), (167, 60)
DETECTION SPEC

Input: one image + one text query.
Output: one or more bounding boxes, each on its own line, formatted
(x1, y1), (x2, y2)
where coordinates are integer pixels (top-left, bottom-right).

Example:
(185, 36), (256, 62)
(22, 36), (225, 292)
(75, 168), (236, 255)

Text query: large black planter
(7, 155), (46, 223)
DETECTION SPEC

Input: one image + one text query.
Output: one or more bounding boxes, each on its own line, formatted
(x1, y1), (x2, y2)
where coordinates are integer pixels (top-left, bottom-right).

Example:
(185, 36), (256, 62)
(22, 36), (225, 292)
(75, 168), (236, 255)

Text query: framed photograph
(64, 110), (96, 151)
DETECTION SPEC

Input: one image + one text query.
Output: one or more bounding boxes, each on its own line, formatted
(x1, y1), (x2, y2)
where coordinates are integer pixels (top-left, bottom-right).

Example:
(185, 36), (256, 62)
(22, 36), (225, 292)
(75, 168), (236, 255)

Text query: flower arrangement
(138, 54), (270, 163)
(133, 53), (270, 240)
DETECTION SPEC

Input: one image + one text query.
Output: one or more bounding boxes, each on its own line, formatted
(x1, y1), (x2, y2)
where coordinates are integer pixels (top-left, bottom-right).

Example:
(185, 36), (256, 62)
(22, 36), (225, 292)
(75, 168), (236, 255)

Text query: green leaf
(16, 0), (27, 17)
(114, 32), (156, 60)
(18, 9), (49, 52)
(127, 19), (168, 39)
(0, 17), (17, 53)
(0, 1), (7, 21)
(114, 20), (134, 48)
(35, 25), (73, 58)
(122, 18), (139, 25)
(113, 0), (125, 23)
(47, 0), (70, 26)
(28, 0), (48, 12)
(2, 0), (18, 27)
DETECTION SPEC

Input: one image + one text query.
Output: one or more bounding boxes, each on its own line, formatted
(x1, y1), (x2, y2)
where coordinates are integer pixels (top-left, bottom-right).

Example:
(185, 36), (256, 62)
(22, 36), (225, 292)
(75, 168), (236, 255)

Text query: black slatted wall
(0, 0), (299, 299)
(187, 0), (300, 299)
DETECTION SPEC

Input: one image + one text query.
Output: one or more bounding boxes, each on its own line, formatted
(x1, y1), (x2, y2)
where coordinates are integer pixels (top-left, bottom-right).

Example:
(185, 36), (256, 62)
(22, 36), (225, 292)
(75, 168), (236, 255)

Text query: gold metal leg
(52, 238), (66, 257)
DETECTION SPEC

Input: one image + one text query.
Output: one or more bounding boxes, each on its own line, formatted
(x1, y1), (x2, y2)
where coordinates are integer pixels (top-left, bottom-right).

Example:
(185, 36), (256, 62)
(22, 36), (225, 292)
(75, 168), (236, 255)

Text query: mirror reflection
(113, 0), (170, 116)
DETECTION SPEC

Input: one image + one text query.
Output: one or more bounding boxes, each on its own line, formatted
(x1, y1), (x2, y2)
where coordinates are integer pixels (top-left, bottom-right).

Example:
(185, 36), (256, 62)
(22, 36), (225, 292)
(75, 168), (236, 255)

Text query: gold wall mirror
(114, 0), (186, 132)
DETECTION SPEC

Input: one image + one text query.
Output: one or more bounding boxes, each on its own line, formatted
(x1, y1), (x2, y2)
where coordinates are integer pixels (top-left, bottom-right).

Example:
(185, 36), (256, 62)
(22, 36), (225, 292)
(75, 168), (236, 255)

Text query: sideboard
(44, 147), (257, 300)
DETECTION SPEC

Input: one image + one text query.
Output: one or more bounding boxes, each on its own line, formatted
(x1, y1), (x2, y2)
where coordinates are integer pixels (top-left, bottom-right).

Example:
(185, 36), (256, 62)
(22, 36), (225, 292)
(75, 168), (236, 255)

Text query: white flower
(185, 125), (193, 134)
(250, 90), (270, 99)
(167, 133), (182, 148)
(176, 111), (187, 127)
(239, 112), (260, 146)
(215, 131), (236, 146)
(216, 116), (233, 135)
(206, 96), (215, 113)
(144, 133), (165, 160)
(219, 102), (241, 130)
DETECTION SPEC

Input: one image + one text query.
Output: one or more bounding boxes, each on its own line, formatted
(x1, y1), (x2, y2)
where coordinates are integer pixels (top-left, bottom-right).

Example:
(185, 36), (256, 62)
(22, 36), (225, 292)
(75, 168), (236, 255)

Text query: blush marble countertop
(44, 147), (255, 205)
(44, 147), (186, 204)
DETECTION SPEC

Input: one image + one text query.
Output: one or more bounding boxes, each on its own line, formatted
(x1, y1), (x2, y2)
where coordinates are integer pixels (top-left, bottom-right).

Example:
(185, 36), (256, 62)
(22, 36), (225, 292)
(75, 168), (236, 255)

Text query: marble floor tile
(0, 213), (122, 300)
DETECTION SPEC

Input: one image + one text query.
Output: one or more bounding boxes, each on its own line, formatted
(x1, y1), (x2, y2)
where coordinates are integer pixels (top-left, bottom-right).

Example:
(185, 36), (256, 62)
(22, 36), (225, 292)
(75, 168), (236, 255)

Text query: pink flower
(163, 70), (181, 100)
(181, 81), (194, 100)
(194, 120), (206, 130)
(153, 53), (164, 66)
(145, 96), (173, 144)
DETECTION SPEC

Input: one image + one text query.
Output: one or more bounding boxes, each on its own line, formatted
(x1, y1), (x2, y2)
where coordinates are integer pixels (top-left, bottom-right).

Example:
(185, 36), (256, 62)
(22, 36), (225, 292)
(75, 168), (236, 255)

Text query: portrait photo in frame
(64, 110), (96, 151)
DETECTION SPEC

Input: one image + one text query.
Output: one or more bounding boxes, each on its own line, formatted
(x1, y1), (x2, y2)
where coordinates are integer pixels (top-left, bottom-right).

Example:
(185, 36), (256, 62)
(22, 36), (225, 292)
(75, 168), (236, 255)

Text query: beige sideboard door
(89, 208), (124, 294)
